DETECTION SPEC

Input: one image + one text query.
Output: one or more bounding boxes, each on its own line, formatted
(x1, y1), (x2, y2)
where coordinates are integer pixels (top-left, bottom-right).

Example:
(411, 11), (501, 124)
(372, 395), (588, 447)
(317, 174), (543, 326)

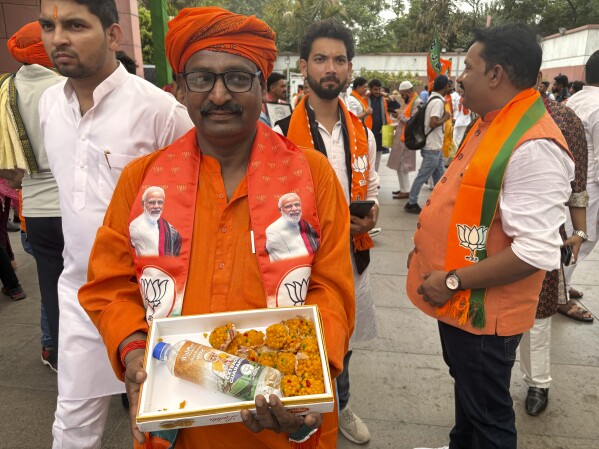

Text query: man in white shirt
(345, 76), (372, 123)
(273, 19), (379, 445)
(560, 50), (599, 316)
(405, 75), (451, 213)
(38, 1), (193, 447)
(1, 21), (63, 370)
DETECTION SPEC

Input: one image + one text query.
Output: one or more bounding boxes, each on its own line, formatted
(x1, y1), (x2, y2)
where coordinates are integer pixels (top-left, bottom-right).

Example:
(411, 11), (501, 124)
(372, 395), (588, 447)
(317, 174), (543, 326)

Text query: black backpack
(404, 96), (443, 150)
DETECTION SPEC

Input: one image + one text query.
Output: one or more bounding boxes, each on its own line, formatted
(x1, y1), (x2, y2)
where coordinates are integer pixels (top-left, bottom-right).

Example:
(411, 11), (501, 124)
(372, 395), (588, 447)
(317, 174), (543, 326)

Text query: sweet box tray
(136, 305), (334, 432)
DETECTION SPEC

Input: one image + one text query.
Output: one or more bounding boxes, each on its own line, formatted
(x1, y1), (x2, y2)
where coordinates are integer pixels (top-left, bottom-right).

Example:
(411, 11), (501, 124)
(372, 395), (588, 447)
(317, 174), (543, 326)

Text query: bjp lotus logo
(140, 278), (169, 321)
(457, 224), (488, 262)
(284, 277), (310, 306)
(352, 155), (368, 180)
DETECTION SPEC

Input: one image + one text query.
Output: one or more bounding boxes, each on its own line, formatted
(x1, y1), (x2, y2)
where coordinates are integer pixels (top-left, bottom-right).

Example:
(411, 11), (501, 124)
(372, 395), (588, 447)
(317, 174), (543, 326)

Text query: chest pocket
(95, 149), (139, 197)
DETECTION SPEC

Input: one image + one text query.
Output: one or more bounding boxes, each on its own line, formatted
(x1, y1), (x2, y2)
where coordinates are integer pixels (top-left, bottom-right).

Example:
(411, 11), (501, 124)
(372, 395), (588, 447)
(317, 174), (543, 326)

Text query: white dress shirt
(500, 139), (574, 271)
(39, 63), (193, 399)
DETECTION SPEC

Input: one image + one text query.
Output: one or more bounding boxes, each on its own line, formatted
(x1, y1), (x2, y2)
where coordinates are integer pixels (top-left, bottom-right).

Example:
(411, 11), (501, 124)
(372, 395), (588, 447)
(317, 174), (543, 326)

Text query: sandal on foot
(569, 288), (584, 299)
(557, 299), (593, 322)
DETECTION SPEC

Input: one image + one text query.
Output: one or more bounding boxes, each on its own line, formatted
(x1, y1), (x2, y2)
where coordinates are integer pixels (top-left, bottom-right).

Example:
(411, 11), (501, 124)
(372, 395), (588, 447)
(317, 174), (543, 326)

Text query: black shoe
(525, 387), (548, 416)
(404, 202), (422, 214)
(392, 190), (401, 195)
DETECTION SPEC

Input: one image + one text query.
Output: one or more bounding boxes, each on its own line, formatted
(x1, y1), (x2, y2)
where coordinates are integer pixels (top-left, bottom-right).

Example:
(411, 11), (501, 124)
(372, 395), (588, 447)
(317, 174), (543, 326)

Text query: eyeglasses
(179, 70), (262, 93)
(146, 199), (164, 206)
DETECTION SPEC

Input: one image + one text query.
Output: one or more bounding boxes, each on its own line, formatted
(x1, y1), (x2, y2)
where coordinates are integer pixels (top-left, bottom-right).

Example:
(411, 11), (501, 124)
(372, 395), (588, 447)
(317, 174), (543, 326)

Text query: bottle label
(174, 341), (279, 401)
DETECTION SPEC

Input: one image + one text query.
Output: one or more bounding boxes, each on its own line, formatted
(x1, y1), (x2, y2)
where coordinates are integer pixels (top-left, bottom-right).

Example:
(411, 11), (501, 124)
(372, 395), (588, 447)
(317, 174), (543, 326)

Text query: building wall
(0, 0), (143, 76)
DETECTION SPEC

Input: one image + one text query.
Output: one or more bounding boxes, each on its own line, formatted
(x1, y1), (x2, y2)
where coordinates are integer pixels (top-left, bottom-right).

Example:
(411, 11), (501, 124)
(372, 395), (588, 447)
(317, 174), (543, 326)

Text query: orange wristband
(119, 340), (146, 368)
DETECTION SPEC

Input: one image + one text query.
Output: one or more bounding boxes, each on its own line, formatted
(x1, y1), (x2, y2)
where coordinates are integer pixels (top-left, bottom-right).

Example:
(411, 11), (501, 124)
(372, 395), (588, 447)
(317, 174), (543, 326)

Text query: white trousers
(52, 395), (112, 449)
(375, 150), (382, 173)
(519, 317), (552, 389)
(397, 169), (411, 192)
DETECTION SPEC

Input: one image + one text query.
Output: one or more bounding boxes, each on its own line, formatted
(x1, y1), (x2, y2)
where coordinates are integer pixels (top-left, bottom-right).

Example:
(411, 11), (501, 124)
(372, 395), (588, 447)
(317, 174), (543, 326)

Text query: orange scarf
(438, 89), (568, 328)
(286, 94), (374, 252)
(128, 124), (322, 324)
(350, 91), (370, 127)
(400, 93), (418, 142)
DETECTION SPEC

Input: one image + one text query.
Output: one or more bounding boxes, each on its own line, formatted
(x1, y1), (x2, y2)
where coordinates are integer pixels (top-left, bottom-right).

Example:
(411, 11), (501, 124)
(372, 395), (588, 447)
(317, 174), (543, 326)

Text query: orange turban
(165, 7), (277, 78)
(7, 22), (53, 68)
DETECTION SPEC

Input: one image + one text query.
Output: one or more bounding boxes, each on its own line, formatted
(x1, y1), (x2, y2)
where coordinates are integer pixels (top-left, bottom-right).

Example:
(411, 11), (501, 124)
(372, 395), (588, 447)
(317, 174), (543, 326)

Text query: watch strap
(573, 229), (589, 241)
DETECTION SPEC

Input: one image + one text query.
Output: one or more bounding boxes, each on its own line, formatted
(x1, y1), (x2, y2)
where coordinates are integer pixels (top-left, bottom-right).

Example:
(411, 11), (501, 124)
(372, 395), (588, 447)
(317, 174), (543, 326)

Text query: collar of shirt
(63, 62), (129, 109)
(17, 64), (60, 81)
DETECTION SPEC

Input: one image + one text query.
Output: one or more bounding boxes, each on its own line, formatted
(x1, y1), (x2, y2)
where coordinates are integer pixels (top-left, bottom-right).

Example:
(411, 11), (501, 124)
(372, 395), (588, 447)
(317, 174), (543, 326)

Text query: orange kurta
(79, 136), (355, 449)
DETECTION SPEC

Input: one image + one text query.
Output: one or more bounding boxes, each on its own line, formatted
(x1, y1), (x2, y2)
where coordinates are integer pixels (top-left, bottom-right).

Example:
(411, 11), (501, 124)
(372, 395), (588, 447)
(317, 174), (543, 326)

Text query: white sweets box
(136, 305), (334, 432)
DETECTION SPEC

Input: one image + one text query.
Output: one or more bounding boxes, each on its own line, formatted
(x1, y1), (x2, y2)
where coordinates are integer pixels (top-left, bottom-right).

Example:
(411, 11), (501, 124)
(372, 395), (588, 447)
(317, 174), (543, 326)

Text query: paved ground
(1, 156), (598, 449)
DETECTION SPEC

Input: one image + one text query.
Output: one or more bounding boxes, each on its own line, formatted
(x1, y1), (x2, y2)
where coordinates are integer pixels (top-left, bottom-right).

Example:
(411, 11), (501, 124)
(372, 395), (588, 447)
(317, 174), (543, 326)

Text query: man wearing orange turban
(1, 21), (62, 380)
(7, 21), (53, 68)
(164, 7), (277, 78)
(79, 6), (354, 449)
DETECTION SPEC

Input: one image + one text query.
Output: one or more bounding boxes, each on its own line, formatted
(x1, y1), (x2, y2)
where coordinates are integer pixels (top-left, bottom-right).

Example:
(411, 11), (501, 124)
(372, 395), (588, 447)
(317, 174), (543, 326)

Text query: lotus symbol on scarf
(284, 277), (310, 305)
(141, 278), (169, 320)
(352, 155), (368, 180)
(457, 224), (488, 262)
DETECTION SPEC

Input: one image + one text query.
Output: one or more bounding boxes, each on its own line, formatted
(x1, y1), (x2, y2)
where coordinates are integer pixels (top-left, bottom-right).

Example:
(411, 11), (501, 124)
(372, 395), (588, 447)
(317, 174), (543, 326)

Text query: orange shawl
(286, 94), (374, 252)
(438, 89), (569, 328)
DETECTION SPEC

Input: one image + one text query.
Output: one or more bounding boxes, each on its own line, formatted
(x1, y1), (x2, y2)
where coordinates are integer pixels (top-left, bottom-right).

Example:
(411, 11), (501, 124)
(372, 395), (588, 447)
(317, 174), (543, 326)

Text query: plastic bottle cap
(152, 342), (170, 360)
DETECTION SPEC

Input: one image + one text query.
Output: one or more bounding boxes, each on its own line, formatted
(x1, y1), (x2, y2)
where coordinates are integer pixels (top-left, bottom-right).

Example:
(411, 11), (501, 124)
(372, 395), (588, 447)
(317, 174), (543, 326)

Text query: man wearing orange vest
(408, 24), (574, 449)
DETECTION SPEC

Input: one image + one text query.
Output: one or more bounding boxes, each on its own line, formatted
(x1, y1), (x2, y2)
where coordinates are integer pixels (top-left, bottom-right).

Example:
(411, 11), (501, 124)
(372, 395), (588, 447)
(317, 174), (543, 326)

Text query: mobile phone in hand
(349, 200), (375, 219)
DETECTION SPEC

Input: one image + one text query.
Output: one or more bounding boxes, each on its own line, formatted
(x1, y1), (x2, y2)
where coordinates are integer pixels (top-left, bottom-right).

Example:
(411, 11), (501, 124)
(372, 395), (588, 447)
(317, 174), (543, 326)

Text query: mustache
(200, 102), (243, 116)
(320, 75), (340, 84)
(51, 47), (77, 58)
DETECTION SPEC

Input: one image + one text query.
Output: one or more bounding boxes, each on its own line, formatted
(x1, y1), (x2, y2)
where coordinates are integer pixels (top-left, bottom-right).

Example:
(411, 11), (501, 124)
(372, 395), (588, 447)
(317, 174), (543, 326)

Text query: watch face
(446, 275), (460, 290)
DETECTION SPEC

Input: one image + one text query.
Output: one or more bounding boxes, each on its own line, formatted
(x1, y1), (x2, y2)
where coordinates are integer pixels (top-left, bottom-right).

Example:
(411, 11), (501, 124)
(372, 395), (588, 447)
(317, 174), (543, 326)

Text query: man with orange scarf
(408, 24), (574, 449)
(1, 21), (62, 369)
(78, 7), (354, 449)
(273, 19), (379, 445)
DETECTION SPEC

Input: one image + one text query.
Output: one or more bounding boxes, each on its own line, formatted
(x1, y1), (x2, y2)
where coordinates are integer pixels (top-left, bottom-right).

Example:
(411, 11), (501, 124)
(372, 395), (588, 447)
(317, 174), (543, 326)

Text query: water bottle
(153, 340), (283, 401)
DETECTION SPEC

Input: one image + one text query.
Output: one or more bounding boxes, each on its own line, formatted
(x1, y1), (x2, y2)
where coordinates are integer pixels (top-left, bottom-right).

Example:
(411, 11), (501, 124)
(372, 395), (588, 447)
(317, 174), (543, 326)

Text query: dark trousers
(0, 197), (19, 290)
(25, 217), (64, 351)
(336, 349), (352, 410)
(438, 321), (521, 449)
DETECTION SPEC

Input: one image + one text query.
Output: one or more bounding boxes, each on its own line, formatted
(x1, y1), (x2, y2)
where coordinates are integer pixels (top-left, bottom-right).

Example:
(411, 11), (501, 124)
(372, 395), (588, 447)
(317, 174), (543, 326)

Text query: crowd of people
(0, 1), (597, 449)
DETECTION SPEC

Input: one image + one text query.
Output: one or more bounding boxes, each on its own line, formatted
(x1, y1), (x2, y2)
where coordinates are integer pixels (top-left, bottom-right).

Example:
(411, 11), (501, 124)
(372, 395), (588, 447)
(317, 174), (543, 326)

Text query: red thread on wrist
(120, 340), (146, 368)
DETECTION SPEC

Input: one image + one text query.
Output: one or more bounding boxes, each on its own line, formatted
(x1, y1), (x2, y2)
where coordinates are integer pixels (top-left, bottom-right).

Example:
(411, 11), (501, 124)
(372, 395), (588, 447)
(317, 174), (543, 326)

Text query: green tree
(138, 5), (154, 64)
(358, 68), (421, 90)
(263, 0), (349, 52)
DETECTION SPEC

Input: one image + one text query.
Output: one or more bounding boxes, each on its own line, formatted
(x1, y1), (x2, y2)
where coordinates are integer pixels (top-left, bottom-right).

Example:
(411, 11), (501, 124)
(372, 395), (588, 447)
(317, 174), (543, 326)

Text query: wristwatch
(445, 270), (462, 291)
(573, 229), (589, 241)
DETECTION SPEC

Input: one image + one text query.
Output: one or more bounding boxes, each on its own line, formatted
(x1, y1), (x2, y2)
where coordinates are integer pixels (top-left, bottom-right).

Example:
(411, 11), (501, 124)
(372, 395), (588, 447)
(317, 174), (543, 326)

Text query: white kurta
(39, 63), (193, 400)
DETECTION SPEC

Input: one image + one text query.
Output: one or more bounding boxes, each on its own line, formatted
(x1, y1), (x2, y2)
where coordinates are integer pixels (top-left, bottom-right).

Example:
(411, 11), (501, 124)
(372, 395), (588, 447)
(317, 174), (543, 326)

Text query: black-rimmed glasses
(179, 70), (262, 93)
